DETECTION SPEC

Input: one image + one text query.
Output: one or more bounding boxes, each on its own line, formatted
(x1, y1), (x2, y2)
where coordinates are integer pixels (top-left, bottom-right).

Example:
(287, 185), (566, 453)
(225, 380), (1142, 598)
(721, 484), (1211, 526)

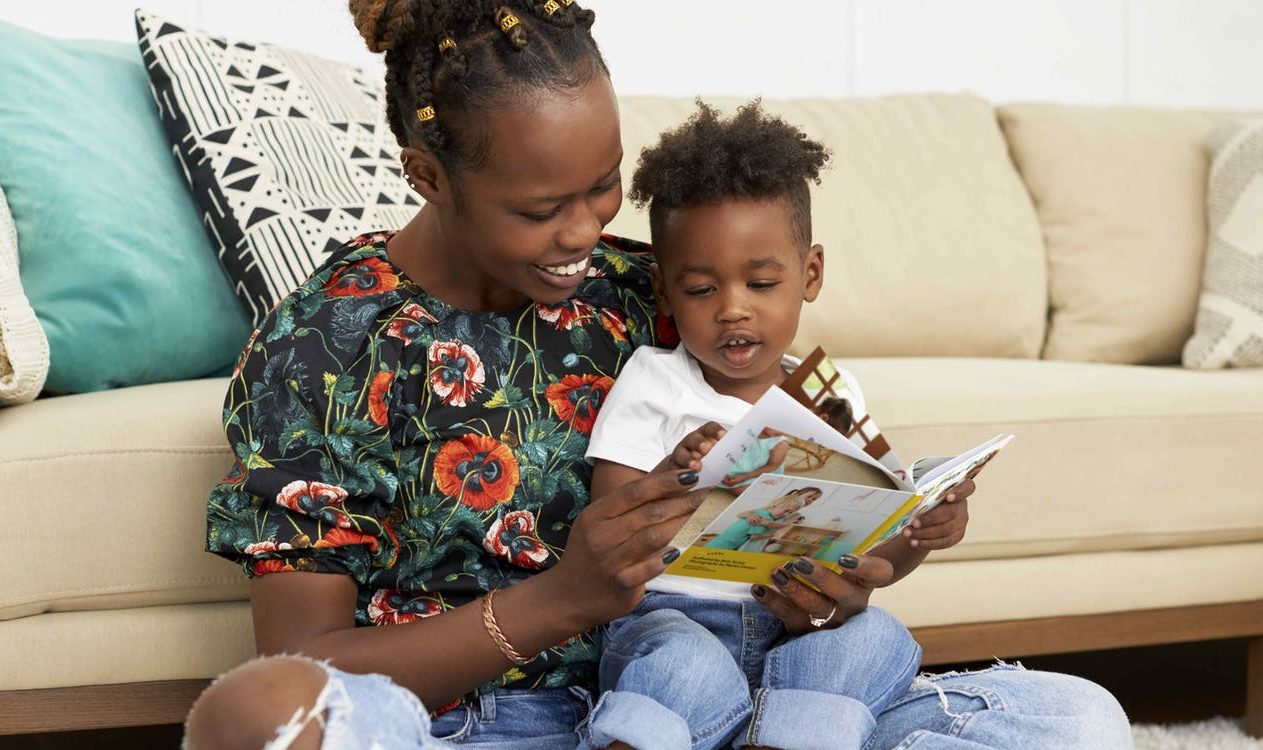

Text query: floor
(0, 638), (1250, 749)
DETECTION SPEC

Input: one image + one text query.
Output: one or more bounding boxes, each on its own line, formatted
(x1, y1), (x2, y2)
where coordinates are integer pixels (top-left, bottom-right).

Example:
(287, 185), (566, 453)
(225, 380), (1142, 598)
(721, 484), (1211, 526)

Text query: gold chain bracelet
(481, 589), (533, 666)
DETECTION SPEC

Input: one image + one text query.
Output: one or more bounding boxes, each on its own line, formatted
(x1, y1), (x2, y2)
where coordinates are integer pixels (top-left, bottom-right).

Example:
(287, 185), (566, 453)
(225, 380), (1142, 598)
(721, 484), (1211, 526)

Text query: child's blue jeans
(577, 592), (923, 750)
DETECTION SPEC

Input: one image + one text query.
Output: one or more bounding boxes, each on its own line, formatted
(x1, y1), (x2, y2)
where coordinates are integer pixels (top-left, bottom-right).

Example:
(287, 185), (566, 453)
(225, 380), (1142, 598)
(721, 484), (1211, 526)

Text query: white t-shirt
(586, 344), (867, 472)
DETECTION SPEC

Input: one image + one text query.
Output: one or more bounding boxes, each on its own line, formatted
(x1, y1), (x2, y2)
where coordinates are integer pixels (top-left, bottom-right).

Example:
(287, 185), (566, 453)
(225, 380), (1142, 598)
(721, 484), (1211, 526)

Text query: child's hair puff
(629, 100), (830, 249)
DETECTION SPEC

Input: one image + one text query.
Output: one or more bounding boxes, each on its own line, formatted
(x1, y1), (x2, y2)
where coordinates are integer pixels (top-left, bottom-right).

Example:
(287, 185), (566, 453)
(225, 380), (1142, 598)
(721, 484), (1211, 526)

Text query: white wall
(4, 0), (1262, 108)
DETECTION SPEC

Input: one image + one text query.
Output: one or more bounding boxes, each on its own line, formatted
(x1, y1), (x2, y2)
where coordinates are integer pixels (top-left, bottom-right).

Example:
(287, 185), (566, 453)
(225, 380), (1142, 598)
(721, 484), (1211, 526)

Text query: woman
(186, 2), (1132, 748)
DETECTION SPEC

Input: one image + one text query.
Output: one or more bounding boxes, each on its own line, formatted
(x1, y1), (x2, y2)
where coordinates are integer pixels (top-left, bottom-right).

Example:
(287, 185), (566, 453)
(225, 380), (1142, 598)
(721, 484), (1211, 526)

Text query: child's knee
(185, 655), (329, 750)
(603, 609), (746, 703)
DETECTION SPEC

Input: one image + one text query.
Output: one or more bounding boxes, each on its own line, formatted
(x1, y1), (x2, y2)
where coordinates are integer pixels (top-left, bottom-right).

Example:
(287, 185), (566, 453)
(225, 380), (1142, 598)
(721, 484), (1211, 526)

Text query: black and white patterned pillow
(136, 10), (419, 324)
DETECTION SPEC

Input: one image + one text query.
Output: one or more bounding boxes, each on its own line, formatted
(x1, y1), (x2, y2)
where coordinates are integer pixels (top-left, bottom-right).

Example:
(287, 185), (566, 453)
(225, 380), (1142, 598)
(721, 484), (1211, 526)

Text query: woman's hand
(752, 554), (894, 635)
(903, 478), (974, 550)
(553, 467), (713, 628)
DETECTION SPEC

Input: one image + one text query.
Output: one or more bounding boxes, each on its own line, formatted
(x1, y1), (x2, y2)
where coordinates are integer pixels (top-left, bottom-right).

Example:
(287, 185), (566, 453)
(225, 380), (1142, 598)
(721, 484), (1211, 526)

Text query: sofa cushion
(1183, 118), (1263, 369)
(0, 21), (251, 394)
(0, 378), (244, 621)
(136, 11), (419, 324)
(841, 357), (1263, 560)
(998, 104), (1251, 365)
(608, 94), (1049, 360)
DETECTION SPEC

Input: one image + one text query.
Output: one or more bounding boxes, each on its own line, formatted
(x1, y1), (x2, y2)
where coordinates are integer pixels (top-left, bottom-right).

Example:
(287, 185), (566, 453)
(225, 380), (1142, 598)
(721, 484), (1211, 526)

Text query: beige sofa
(3, 94), (1262, 736)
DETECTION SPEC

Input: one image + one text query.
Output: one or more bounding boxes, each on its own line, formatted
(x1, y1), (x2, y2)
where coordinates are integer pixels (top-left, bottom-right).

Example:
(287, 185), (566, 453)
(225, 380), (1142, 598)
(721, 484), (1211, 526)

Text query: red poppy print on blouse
(387, 302), (438, 345)
(324, 257), (401, 297)
(484, 510), (550, 569)
(433, 434), (521, 509)
(367, 589), (442, 625)
(537, 299), (596, 331)
(546, 374), (614, 435)
(428, 340), (486, 407)
(316, 527), (380, 553)
(275, 480), (352, 528)
(368, 370), (394, 426)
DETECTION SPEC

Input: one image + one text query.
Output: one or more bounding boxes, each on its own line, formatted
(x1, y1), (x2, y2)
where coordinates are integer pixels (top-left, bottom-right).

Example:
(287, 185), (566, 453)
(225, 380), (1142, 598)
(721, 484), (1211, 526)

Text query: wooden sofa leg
(1248, 636), (1263, 739)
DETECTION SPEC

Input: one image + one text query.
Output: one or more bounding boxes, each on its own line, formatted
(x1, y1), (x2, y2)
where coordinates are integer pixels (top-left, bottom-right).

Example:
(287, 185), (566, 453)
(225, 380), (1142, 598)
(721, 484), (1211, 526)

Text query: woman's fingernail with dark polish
(792, 558), (814, 574)
(752, 585), (766, 598)
(677, 470), (698, 485)
(661, 548), (681, 565)
(771, 570), (790, 586)
(837, 554), (859, 569)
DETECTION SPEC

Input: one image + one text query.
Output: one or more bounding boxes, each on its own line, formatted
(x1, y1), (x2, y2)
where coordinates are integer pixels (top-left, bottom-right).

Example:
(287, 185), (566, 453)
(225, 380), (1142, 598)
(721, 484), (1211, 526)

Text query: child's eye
(521, 205), (563, 223)
(684, 286), (715, 297)
(749, 280), (780, 291)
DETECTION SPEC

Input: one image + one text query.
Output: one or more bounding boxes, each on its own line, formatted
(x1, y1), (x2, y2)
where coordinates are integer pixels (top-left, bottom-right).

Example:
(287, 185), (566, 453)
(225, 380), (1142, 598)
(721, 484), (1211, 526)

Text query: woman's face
(427, 75), (624, 309)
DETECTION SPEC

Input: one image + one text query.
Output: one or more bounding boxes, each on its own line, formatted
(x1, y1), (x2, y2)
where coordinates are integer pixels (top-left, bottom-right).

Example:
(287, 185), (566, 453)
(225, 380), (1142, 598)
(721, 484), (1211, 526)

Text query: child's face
(651, 198), (824, 398)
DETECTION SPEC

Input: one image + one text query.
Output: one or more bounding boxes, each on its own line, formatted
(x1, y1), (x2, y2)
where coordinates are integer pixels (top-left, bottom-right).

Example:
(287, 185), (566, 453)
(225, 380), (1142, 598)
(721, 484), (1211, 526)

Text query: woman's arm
(252, 468), (709, 708)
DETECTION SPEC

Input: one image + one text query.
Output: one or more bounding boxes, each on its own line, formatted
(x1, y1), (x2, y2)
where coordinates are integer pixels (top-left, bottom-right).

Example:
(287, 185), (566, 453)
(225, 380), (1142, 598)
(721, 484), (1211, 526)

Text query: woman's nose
(556, 200), (603, 254)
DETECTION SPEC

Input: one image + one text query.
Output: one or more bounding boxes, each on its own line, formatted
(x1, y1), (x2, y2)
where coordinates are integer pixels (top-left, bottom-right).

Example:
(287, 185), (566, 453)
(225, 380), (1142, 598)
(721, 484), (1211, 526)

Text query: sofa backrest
(608, 94), (1049, 361)
(612, 95), (1259, 366)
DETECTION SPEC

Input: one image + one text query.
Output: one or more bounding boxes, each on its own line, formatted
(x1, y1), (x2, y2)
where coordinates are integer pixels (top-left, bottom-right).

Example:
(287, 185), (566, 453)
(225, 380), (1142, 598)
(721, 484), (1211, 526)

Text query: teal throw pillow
(0, 21), (251, 393)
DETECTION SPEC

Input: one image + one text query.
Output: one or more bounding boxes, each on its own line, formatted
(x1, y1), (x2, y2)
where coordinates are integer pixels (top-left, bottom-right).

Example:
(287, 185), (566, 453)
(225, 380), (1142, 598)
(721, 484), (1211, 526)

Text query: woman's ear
(400, 146), (451, 207)
(803, 244), (825, 303)
(650, 262), (674, 317)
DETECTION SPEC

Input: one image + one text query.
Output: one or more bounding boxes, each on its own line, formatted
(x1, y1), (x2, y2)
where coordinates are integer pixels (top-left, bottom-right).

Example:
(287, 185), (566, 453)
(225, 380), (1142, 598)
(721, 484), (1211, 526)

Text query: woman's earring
(401, 156), (417, 191)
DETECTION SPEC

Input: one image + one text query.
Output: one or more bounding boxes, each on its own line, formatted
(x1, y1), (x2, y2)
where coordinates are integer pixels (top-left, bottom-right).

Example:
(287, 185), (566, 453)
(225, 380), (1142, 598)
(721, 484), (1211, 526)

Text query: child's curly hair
(628, 100), (830, 251)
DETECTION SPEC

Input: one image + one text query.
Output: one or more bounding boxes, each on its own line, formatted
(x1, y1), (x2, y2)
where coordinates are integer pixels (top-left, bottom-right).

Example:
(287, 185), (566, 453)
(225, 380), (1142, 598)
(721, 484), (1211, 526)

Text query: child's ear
(401, 146), (449, 207)
(802, 244), (825, 303)
(650, 262), (674, 317)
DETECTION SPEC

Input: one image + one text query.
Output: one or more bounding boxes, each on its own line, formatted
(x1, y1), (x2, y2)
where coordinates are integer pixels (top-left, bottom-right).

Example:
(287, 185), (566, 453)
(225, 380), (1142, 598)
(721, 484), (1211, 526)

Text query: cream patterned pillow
(0, 184), (50, 404)
(1184, 119), (1263, 369)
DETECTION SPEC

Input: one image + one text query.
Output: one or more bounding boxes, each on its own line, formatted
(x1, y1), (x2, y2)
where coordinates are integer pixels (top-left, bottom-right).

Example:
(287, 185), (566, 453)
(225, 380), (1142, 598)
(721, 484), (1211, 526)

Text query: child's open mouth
(718, 336), (761, 368)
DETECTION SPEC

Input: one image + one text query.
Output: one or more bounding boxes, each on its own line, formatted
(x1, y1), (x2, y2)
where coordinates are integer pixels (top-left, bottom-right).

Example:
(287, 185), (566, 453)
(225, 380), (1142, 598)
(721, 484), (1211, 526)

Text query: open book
(652, 349), (1012, 600)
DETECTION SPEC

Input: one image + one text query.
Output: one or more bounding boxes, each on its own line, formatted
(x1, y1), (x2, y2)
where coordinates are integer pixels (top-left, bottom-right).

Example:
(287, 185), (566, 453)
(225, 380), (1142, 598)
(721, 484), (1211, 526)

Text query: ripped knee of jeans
(262, 659), (352, 750)
(912, 659), (1026, 720)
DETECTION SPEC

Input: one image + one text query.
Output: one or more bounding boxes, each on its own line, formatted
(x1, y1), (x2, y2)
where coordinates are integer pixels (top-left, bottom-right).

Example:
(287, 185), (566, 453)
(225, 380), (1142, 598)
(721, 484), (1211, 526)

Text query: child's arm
(591, 422), (727, 509)
(869, 479), (975, 583)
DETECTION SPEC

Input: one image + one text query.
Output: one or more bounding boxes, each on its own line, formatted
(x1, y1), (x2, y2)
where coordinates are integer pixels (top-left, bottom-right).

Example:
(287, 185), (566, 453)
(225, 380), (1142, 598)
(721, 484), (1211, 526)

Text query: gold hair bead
(560, 0), (573, 6)
(416, 106), (436, 123)
(499, 12), (521, 32)
(543, 0), (561, 15)
(437, 36), (457, 53)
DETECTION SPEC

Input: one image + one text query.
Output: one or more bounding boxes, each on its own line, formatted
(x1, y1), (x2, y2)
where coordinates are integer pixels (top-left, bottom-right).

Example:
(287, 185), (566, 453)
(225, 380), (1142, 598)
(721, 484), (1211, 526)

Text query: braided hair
(348, 0), (606, 173)
(629, 100), (830, 251)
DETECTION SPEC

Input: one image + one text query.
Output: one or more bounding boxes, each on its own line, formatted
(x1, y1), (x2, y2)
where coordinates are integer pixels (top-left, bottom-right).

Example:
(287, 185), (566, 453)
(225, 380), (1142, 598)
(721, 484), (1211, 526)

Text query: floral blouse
(207, 231), (664, 702)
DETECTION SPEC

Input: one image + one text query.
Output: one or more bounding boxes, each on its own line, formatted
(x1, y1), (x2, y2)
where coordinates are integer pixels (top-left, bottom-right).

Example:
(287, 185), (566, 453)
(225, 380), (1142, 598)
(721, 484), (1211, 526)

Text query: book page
(696, 387), (911, 491)
(658, 471), (919, 588)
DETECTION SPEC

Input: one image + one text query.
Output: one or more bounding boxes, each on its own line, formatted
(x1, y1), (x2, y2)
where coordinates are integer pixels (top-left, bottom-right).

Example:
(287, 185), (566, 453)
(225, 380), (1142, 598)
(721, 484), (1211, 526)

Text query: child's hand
(903, 478), (976, 550)
(657, 422), (726, 473)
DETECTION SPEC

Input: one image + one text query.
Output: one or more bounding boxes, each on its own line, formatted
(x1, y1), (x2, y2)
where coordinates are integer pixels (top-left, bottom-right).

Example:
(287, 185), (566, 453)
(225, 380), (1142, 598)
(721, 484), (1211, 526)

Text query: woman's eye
(521, 205), (563, 223)
(592, 179), (620, 195)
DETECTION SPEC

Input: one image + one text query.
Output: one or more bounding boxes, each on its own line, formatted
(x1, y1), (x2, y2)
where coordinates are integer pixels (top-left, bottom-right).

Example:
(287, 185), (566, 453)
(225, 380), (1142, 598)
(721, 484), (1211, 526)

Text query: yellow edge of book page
(666, 547), (843, 585)
(852, 493), (924, 555)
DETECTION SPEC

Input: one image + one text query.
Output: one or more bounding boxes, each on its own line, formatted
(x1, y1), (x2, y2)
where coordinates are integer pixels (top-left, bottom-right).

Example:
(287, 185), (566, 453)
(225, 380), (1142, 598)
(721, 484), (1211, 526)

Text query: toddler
(581, 101), (924, 750)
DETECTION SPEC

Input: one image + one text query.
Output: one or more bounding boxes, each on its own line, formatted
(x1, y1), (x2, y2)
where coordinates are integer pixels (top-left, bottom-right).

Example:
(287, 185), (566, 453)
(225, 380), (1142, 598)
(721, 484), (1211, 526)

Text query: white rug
(1133, 718), (1263, 749)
